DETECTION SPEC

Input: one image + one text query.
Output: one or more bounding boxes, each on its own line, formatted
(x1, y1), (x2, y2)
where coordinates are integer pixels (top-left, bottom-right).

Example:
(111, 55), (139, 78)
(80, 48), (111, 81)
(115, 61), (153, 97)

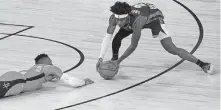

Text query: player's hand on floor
(84, 78), (94, 85)
(96, 58), (103, 72)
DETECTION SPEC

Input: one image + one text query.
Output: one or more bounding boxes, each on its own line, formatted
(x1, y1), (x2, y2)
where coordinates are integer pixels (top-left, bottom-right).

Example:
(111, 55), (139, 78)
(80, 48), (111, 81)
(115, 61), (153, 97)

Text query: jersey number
(131, 10), (140, 14)
(134, 3), (146, 8)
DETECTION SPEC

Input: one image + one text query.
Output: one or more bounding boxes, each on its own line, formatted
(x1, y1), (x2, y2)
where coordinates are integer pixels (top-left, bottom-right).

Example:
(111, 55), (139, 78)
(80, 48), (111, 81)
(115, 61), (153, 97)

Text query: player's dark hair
(110, 1), (131, 15)
(35, 53), (49, 64)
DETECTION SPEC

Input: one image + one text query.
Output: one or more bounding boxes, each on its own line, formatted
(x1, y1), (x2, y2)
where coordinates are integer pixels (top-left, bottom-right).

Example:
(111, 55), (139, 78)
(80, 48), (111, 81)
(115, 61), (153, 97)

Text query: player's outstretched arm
(118, 17), (146, 63)
(98, 15), (117, 59)
(118, 30), (141, 63)
(43, 65), (94, 87)
(97, 15), (117, 71)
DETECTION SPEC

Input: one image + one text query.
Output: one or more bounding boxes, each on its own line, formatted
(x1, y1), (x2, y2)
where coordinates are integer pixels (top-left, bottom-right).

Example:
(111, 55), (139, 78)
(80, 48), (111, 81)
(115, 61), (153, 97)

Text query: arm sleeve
(99, 33), (113, 58)
(99, 14), (116, 59)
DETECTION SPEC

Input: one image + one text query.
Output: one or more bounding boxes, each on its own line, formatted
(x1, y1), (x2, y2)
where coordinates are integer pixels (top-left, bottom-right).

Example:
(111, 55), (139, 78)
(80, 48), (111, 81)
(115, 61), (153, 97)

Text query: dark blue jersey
(121, 3), (164, 31)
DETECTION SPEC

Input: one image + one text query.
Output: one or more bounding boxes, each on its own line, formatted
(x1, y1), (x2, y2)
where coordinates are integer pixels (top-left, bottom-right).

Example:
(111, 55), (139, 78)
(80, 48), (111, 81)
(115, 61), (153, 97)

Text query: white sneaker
(202, 63), (214, 75)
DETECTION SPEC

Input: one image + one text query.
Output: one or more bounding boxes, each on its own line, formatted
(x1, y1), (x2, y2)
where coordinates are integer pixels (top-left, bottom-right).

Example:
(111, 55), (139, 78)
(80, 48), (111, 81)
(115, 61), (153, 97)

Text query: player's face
(116, 17), (129, 27)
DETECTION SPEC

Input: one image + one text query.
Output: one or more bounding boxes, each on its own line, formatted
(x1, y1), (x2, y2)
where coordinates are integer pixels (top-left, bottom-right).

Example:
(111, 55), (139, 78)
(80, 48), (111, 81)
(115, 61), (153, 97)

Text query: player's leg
(161, 37), (214, 74)
(112, 28), (133, 60)
(0, 71), (26, 98)
(151, 19), (214, 74)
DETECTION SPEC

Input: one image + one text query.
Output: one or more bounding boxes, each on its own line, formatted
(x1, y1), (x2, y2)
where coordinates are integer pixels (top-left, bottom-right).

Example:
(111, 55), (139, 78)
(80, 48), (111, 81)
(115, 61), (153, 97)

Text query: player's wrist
(117, 57), (124, 64)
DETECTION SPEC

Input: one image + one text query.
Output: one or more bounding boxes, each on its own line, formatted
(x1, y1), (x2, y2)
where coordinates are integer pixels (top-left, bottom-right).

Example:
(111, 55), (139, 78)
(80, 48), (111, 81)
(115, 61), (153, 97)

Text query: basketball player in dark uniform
(96, 2), (214, 74)
(0, 53), (94, 98)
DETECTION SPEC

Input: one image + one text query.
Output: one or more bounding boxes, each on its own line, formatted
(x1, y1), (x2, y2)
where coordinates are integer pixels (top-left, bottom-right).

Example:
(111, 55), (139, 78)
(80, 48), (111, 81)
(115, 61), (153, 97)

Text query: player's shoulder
(130, 3), (151, 16)
(28, 64), (45, 71)
(42, 65), (61, 74)
(132, 3), (149, 8)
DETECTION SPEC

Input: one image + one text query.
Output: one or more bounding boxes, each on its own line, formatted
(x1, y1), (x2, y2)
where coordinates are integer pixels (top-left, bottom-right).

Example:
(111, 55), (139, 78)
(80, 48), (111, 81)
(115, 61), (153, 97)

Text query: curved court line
(55, 0), (204, 109)
(15, 34), (85, 73)
(0, 33), (84, 73)
(0, 23), (32, 27)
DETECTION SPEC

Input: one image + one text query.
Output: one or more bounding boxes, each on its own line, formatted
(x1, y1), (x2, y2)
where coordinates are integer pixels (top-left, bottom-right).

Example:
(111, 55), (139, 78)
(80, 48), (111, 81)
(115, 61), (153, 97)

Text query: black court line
(0, 23), (34, 39)
(18, 34), (85, 73)
(0, 23), (32, 27)
(54, 0), (204, 109)
(0, 26), (34, 40)
(0, 33), (84, 73)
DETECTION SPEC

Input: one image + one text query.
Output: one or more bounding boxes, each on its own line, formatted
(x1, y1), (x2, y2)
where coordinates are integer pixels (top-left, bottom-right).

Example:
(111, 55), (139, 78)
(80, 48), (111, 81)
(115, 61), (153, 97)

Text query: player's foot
(201, 63), (214, 74)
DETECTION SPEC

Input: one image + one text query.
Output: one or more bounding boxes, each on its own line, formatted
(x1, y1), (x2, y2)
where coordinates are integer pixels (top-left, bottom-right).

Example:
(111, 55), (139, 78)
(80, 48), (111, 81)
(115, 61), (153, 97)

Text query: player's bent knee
(153, 32), (170, 41)
(157, 32), (170, 41)
(160, 37), (180, 55)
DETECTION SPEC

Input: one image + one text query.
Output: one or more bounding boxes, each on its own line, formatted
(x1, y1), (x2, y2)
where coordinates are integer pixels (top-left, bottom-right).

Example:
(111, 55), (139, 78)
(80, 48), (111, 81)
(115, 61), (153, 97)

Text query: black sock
(196, 59), (206, 68)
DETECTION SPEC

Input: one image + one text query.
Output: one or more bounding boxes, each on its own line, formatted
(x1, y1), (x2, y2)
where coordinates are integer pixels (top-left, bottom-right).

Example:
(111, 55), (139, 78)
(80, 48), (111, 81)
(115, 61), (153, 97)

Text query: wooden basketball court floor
(0, 0), (220, 110)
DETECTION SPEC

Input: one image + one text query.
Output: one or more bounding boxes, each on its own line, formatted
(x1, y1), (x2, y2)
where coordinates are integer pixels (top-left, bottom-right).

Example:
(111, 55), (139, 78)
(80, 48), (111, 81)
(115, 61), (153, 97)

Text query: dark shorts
(143, 18), (168, 36)
(0, 73), (45, 98)
(0, 79), (26, 98)
(115, 18), (169, 41)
